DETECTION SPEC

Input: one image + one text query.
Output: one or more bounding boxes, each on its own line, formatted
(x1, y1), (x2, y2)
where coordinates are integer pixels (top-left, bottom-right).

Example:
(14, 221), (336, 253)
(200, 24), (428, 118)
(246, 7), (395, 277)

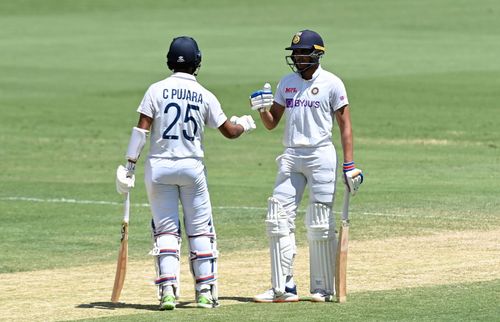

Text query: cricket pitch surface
(1, 229), (499, 321)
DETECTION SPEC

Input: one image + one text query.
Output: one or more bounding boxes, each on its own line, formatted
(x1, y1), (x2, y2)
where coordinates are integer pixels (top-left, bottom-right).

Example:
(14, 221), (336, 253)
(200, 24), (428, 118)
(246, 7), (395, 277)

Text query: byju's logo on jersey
(286, 98), (320, 108)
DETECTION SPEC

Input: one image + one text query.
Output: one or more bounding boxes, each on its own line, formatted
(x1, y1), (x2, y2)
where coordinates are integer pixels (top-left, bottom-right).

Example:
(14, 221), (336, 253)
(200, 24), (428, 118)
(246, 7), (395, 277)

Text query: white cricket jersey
(274, 66), (349, 148)
(137, 72), (227, 158)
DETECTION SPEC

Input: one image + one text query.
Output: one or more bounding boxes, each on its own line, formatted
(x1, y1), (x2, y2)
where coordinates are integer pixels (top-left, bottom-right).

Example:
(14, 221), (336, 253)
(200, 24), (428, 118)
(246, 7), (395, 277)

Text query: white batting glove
(230, 115), (256, 133)
(342, 162), (364, 196)
(249, 83), (273, 112)
(116, 163), (135, 195)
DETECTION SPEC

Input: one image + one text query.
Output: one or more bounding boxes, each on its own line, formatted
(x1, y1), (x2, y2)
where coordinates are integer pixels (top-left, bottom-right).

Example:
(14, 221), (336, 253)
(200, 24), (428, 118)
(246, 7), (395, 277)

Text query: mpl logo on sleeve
(285, 87), (298, 93)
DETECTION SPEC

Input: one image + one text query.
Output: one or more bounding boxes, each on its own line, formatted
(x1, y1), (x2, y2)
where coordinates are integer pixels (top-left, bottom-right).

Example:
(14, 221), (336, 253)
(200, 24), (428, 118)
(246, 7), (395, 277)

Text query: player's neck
(300, 64), (319, 80)
(173, 67), (195, 75)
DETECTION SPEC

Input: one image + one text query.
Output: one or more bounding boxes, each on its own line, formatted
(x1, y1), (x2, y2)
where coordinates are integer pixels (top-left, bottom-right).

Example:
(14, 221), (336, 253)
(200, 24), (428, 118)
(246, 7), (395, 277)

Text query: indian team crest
(292, 32), (302, 44)
(311, 87), (319, 95)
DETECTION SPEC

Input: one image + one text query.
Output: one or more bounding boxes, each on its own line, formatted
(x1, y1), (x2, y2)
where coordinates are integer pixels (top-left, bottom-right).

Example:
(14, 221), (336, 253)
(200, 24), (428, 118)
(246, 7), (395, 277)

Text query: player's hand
(116, 164), (135, 194)
(342, 162), (363, 196)
(230, 115), (256, 133)
(250, 83), (273, 112)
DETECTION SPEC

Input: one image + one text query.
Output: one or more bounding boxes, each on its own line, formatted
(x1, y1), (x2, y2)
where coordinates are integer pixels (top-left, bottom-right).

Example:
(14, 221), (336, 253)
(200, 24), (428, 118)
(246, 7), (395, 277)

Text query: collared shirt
(274, 66), (349, 148)
(137, 72), (227, 158)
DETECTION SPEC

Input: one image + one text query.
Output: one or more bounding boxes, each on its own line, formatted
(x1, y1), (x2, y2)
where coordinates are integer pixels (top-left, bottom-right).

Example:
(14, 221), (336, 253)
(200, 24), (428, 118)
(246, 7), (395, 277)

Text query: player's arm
(336, 105), (363, 194)
(218, 115), (256, 139)
(218, 120), (245, 139)
(335, 105), (353, 163)
(249, 83), (284, 130)
(127, 113), (153, 166)
(137, 113), (153, 131)
(259, 102), (285, 130)
(115, 113), (152, 195)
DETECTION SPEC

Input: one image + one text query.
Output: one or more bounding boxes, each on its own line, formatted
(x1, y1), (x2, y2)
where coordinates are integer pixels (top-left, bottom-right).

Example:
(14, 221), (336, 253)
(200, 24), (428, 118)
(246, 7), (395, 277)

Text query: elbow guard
(126, 127), (149, 162)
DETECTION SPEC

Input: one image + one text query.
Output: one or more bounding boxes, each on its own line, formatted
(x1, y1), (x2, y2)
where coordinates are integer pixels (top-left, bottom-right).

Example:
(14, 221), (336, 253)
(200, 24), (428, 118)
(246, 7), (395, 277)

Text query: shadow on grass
(76, 302), (159, 311)
(218, 296), (253, 303)
(76, 296), (253, 311)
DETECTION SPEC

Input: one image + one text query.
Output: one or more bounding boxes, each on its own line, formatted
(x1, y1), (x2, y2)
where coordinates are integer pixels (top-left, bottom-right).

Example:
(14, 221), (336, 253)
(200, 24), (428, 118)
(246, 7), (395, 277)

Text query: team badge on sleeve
(311, 87), (319, 95)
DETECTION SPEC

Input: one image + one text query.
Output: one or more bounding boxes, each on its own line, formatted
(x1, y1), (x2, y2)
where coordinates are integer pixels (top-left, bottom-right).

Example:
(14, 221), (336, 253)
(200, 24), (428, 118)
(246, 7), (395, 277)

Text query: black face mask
(285, 50), (323, 73)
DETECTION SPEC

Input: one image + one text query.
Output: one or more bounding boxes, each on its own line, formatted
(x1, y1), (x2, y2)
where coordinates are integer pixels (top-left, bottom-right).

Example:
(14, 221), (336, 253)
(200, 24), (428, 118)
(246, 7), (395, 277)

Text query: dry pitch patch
(1, 229), (498, 321)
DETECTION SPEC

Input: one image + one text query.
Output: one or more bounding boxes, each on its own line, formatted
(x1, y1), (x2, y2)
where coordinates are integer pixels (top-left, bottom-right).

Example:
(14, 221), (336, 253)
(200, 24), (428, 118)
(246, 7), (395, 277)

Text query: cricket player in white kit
(115, 36), (256, 310)
(251, 30), (363, 303)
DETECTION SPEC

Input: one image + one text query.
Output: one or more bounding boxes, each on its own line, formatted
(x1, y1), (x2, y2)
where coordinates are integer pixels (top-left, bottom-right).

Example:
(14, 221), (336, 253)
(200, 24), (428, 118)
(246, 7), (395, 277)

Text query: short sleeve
(274, 80), (286, 107)
(205, 91), (227, 128)
(136, 86), (155, 118)
(330, 79), (349, 112)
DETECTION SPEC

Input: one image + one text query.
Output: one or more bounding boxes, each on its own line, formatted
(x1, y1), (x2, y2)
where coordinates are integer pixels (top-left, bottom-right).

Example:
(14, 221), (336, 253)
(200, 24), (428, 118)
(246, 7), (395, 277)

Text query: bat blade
(111, 193), (130, 303)
(335, 221), (349, 303)
(111, 222), (128, 303)
(335, 189), (351, 303)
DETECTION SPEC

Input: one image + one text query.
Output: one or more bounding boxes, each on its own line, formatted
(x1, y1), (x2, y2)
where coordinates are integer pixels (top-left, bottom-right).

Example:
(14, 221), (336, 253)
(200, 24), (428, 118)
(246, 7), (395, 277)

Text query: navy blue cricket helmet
(166, 36), (202, 72)
(285, 30), (325, 73)
(285, 30), (325, 52)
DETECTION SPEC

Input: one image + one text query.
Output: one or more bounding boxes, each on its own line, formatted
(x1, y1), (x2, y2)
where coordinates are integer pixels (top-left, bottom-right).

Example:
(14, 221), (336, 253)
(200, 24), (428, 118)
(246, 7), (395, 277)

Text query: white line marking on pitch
(0, 196), (262, 210)
(0, 196), (485, 220)
(0, 196), (149, 207)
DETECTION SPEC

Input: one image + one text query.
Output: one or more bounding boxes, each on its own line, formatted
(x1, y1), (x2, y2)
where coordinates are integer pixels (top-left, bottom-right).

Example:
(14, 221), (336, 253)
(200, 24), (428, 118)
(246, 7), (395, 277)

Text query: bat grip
(341, 188), (350, 222)
(123, 193), (130, 224)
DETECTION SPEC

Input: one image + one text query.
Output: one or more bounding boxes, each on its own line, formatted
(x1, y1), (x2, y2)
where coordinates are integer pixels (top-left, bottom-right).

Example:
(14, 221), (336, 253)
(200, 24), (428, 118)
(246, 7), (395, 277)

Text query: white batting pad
(305, 203), (337, 294)
(266, 197), (294, 293)
(189, 235), (218, 290)
(150, 234), (181, 299)
(126, 127), (149, 162)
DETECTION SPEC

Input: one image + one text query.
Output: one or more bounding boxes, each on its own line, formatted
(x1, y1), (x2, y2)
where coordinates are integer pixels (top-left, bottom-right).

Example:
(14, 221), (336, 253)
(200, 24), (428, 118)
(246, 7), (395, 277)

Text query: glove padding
(116, 164), (135, 194)
(249, 87), (273, 112)
(343, 168), (363, 196)
(230, 115), (256, 133)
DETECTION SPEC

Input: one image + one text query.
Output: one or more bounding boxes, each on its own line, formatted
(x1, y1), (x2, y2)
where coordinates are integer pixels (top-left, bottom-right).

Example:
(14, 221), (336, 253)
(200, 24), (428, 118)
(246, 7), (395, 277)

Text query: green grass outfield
(80, 281), (500, 322)
(1, 0), (499, 321)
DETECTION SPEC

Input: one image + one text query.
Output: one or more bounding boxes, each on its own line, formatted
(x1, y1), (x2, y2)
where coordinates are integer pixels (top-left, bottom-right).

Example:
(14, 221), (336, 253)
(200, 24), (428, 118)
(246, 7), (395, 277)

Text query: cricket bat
(111, 192), (130, 303)
(335, 188), (351, 303)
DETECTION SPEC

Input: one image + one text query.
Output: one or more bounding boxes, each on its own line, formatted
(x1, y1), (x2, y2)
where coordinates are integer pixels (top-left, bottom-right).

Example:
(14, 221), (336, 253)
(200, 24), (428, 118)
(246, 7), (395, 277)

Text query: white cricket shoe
(311, 289), (334, 302)
(253, 288), (299, 303)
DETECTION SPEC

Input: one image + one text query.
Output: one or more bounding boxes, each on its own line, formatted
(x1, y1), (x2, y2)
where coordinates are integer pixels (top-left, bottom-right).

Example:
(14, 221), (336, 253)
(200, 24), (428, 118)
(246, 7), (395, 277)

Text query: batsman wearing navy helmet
(116, 36), (256, 310)
(250, 30), (363, 302)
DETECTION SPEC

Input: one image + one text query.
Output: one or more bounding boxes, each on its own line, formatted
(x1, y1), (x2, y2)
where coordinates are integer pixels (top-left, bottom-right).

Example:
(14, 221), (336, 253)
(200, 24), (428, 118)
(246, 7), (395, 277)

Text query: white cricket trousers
(144, 157), (215, 236)
(273, 144), (338, 231)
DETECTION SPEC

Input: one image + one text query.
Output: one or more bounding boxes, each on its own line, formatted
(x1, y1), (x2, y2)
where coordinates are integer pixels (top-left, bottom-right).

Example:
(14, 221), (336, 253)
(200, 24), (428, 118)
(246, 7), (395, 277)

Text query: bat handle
(123, 193), (130, 224)
(341, 188), (350, 222)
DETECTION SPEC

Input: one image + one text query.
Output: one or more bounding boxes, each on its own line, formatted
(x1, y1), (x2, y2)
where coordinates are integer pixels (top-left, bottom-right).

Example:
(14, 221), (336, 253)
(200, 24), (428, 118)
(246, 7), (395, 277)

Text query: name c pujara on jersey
(163, 88), (203, 104)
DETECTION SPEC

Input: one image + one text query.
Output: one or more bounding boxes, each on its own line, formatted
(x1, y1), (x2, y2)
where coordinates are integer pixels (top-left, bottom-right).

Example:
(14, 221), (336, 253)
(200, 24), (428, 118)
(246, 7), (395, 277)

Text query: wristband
(343, 161), (355, 173)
